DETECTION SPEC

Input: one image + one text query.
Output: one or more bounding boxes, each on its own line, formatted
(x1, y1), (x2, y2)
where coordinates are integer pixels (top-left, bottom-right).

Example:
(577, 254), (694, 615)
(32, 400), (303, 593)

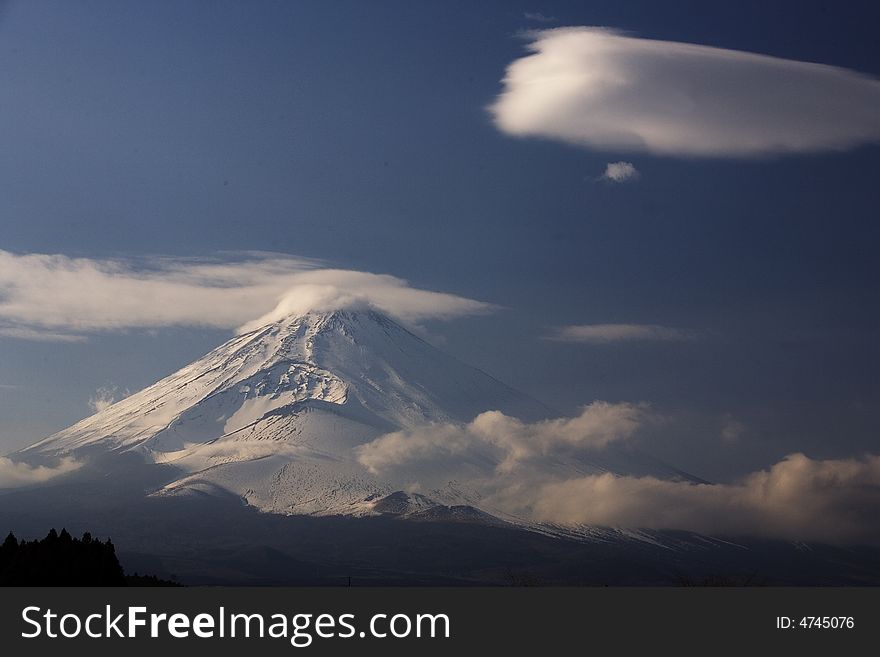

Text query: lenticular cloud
(489, 27), (880, 157)
(0, 251), (492, 341)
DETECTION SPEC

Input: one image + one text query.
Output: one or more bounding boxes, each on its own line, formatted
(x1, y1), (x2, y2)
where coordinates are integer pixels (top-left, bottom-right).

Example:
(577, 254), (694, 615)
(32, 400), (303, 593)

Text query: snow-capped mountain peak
(16, 309), (554, 516)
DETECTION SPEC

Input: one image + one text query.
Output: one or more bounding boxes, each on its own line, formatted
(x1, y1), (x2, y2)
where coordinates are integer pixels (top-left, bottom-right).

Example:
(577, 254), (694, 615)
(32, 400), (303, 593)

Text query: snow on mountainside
(14, 309), (693, 524)
(24, 310), (547, 453)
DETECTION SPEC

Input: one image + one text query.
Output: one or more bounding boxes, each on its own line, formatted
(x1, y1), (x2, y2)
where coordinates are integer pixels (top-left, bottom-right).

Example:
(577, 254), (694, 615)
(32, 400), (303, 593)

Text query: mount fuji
(12, 308), (682, 522)
(5, 309), (877, 585)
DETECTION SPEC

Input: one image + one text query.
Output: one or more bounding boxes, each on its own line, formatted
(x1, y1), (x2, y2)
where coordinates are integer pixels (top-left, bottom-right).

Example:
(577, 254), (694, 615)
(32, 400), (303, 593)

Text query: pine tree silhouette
(0, 528), (178, 586)
(0, 529), (126, 585)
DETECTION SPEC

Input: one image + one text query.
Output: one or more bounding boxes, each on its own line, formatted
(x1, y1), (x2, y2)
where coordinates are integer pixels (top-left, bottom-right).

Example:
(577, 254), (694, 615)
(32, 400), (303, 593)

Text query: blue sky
(0, 0), (878, 481)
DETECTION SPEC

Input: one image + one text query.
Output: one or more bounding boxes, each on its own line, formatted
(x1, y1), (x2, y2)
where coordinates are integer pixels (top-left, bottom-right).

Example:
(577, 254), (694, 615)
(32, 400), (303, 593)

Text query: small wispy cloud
(0, 326), (87, 343)
(88, 385), (129, 414)
(598, 161), (640, 183)
(547, 324), (692, 344)
(720, 414), (746, 443)
(524, 12), (556, 23)
(0, 456), (82, 488)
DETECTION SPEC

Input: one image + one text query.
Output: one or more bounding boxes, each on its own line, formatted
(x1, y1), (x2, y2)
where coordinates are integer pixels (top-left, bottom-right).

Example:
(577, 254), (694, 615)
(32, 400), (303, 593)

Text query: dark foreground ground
(1, 475), (878, 586)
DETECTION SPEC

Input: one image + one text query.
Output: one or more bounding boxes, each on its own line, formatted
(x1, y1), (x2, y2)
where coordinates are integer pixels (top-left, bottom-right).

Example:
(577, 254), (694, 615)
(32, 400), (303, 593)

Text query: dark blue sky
(0, 0), (878, 480)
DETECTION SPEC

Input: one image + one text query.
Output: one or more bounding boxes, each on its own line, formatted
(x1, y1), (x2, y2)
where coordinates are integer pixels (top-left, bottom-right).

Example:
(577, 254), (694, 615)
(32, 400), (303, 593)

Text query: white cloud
(0, 326), (87, 342)
(0, 456), (81, 488)
(0, 251), (492, 340)
(720, 414), (746, 443)
(548, 323), (691, 343)
(527, 453), (880, 545)
(88, 385), (129, 414)
(356, 401), (648, 474)
(599, 161), (639, 183)
(237, 270), (493, 333)
(524, 12), (556, 23)
(358, 400), (880, 544)
(489, 27), (880, 157)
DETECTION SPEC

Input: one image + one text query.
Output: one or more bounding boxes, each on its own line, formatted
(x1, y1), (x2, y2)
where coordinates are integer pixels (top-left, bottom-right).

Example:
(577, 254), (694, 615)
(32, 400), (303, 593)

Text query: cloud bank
(357, 404), (880, 545)
(0, 457), (81, 488)
(357, 401), (648, 474)
(599, 161), (639, 183)
(0, 251), (492, 341)
(528, 453), (880, 545)
(548, 323), (691, 343)
(489, 27), (880, 157)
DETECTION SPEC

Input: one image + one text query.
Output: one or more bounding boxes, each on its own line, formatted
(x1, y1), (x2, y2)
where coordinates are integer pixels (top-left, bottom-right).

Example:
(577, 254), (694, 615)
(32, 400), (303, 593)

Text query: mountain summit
(18, 310), (554, 516)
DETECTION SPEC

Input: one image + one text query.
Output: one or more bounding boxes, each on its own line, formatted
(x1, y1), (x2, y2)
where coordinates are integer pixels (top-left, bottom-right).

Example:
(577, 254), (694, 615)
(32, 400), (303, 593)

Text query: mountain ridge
(13, 308), (690, 525)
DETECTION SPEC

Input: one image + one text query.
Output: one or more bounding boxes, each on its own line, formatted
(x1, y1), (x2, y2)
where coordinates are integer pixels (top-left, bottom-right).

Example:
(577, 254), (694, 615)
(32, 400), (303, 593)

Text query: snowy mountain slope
(14, 309), (694, 525)
(23, 310), (547, 455)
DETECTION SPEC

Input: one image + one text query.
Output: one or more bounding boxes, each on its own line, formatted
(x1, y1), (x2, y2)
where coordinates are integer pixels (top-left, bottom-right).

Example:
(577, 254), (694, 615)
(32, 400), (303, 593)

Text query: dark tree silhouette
(0, 528), (127, 586)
